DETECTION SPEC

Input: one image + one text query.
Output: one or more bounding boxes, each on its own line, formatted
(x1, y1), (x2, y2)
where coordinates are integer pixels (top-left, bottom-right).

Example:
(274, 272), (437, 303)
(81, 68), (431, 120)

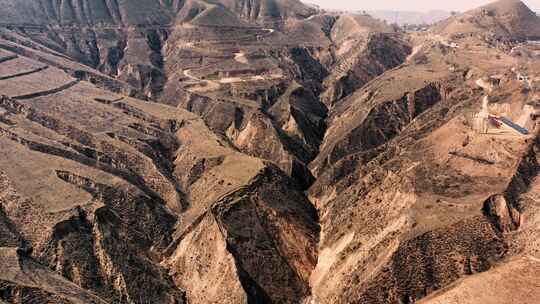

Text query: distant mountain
(0, 0), (174, 25)
(365, 10), (451, 26)
(0, 0), (317, 26)
(434, 0), (540, 40)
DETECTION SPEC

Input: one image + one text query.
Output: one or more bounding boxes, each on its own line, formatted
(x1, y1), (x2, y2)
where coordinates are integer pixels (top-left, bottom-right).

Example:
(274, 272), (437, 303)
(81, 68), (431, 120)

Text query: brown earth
(0, 0), (539, 303)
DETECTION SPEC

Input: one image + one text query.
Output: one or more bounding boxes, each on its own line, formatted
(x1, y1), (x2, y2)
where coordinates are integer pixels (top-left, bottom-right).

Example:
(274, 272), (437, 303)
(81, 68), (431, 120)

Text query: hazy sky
(308, 0), (540, 12)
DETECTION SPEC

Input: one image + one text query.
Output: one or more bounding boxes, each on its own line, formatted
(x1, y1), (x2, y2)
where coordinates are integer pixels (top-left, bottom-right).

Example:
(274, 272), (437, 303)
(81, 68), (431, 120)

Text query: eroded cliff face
(416, 135), (540, 304)
(308, 68), (540, 303)
(0, 0), (174, 26)
(418, 131), (540, 304)
(0, 38), (324, 302)
(167, 165), (319, 303)
(0, 42), (322, 303)
(321, 33), (411, 107)
(304, 15), (540, 299)
(0, 5), (412, 193)
(0, 88), (187, 302)
(0, 247), (110, 304)
(1, 1), (540, 303)
(165, 112), (319, 302)
(308, 100), (527, 303)
(0, 171), (184, 303)
(14, 26), (169, 99)
(39, 178), (183, 304)
(312, 80), (447, 177)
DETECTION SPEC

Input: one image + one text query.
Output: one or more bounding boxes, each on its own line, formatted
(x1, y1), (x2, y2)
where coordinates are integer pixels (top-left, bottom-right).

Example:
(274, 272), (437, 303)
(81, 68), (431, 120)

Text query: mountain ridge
(0, 0), (540, 303)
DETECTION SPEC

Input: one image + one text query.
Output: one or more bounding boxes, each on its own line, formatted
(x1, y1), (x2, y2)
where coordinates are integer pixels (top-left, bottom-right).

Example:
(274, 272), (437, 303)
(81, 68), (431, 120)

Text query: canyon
(0, 0), (539, 303)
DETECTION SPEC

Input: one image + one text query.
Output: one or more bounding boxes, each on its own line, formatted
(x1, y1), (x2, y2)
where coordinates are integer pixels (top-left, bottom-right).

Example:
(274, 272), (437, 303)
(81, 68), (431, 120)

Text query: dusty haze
(308, 0), (540, 11)
(1, 0), (540, 303)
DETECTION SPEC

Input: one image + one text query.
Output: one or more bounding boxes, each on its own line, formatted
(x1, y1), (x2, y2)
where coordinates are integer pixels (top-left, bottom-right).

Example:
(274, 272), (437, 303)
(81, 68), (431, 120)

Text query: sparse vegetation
(0, 0), (540, 304)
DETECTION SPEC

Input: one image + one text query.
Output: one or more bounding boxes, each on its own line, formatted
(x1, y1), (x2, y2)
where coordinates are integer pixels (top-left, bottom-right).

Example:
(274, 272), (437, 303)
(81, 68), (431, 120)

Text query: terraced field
(1, 1), (540, 304)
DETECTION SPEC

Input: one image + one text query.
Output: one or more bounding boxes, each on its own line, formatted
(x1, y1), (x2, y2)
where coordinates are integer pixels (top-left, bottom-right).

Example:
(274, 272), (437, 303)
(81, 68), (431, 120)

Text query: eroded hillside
(0, 0), (539, 303)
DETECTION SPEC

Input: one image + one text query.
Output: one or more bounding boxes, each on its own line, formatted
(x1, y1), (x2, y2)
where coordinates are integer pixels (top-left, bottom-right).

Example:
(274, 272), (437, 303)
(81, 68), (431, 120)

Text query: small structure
(513, 67), (529, 82)
(440, 39), (459, 49)
(497, 116), (530, 135)
(473, 95), (532, 136)
(472, 96), (490, 134)
(518, 73), (529, 82)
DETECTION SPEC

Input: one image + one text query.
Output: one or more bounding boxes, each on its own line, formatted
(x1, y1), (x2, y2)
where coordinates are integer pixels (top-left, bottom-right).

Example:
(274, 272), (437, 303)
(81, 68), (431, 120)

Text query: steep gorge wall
(313, 82), (445, 177)
(321, 33), (412, 107)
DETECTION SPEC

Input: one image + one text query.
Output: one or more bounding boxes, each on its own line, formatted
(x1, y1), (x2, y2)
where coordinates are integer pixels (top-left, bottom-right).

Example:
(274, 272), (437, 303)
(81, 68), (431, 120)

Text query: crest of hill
(366, 10), (451, 26)
(331, 14), (396, 44)
(218, 0), (317, 22)
(173, 0), (318, 27)
(434, 0), (540, 39)
(0, 0), (316, 27)
(283, 14), (336, 46)
(175, 0), (252, 27)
